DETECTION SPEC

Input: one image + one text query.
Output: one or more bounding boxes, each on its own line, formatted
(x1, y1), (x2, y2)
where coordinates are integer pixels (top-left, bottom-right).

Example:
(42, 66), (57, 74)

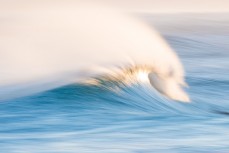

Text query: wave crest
(0, 1), (189, 102)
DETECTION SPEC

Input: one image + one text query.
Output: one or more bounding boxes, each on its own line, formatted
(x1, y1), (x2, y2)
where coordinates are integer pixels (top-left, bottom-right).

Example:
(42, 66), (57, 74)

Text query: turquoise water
(1, 16), (229, 152)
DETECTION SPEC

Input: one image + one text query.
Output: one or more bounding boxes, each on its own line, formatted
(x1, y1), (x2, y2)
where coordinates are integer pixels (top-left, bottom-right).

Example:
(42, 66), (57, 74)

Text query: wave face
(0, 1), (188, 102)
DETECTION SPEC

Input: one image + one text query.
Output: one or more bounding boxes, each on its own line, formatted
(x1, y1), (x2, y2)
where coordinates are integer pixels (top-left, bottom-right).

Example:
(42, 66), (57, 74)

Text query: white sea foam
(0, 1), (189, 101)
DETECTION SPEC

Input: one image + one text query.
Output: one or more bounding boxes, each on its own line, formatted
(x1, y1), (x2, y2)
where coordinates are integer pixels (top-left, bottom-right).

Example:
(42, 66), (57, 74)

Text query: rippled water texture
(1, 14), (229, 152)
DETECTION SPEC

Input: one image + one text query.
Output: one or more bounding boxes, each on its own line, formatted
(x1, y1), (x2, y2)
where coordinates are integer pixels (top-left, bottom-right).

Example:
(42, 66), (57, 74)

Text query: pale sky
(0, 0), (228, 13)
(99, 0), (229, 13)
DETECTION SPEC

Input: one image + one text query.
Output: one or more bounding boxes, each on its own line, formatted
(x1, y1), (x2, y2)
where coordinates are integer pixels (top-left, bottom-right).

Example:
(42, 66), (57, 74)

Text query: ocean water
(1, 14), (229, 153)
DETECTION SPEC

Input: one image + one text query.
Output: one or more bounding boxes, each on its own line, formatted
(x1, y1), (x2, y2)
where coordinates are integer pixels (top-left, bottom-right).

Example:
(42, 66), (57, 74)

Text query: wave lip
(149, 71), (190, 102)
(84, 65), (190, 102)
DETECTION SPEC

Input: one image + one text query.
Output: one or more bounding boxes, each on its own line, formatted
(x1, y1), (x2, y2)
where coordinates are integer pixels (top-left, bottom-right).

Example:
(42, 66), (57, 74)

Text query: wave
(0, 1), (189, 102)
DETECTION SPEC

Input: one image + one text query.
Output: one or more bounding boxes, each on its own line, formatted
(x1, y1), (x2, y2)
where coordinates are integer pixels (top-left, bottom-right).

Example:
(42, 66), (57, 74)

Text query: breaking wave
(0, 1), (188, 102)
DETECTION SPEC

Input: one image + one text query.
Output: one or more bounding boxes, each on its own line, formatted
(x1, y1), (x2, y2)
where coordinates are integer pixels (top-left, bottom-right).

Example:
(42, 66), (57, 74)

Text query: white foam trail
(0, 1), (189, 101)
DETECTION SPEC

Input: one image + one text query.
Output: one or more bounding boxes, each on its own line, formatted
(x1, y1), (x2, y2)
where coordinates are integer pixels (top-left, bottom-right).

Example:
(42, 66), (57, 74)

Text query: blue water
(1, 15), (229, 152)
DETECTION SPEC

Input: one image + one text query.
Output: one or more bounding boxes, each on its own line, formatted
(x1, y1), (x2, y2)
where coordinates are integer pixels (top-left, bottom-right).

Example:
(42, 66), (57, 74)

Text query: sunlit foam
(136, 71), (149, 83)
